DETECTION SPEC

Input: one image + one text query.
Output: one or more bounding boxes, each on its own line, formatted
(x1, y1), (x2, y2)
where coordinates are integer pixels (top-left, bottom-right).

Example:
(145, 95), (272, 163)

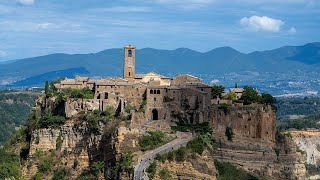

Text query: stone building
(56, 45), (212, 123)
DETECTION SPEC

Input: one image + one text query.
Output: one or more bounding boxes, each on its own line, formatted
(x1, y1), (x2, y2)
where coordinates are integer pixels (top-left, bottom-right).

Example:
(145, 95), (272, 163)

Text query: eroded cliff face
(289, 130), (320, 166)
(210, 104), (307, 180)
(155, 152), (217, 180)
(23, 119), (118, 179)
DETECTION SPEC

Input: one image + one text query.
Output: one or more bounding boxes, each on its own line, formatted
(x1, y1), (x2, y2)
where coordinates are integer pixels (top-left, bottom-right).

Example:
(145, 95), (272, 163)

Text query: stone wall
(65, 98), (100, 117)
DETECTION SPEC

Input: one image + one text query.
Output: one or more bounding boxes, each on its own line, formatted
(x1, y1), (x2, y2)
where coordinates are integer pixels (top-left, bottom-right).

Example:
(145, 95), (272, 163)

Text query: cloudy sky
(0, 0), (319, 61)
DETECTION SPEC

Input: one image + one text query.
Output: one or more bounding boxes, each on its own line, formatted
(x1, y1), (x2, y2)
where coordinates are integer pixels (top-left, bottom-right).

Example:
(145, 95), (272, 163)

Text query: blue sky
(0, 0), (319, 61)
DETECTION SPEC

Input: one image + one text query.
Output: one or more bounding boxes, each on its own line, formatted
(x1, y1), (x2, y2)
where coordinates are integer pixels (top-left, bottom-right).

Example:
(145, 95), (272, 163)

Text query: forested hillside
(276, 96), (320, 130)
(0, 90), (39, 145)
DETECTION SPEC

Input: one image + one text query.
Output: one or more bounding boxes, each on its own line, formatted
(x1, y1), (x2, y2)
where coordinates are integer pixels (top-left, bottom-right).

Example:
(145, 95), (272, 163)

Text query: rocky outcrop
(155, 152), (217, 180)
(210, 105), (307, 180)
(289, 130), (320, 166)
(23, 118), (118, 179)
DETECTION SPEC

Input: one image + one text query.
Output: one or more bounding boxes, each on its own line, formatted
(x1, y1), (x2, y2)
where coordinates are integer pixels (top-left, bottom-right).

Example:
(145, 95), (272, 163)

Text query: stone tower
(123, 45), (136, 80)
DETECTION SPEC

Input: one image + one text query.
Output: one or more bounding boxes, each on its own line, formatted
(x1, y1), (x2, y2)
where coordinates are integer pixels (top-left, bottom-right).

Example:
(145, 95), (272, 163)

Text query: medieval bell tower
(123, 45), (136, 80)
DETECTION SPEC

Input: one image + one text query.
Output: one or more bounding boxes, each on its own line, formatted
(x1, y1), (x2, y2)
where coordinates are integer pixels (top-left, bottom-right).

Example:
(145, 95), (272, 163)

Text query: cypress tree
(45, 80), (49, 96)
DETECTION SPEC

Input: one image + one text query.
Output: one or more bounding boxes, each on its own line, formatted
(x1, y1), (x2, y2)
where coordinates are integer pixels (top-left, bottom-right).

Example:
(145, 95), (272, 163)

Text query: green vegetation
(39, 113), (66, 129)
(163, 96), (174, 102)
(306, 164), (320, 176)
(111, 152), (134, 177)
(91, 161), (104, 177)
(187, 137), (205, 154)
(278, 118), (320, 130)
(125, 104), (136, 113)
(52, 167), (70, 180)
(147, 161), (157, 179)
(138, 100), (146, 113)
(223, 92), (236, 100)
(139, 131), (170, 151)
(79, 107), (115, 131)
(225, 127), (234, 141)
(159, 168), (172, 180)
(240, 86), (259, 105)
(214, 160), (258, 180)
(45, 80), (50, 97)
(171, 120), (212, 134)
(276, 96), (320, 130)
(156, 133), (216, 165)
(56, 132), (63, 150)
(0, 149), (20, 179)
(0, 90), (38, 144)
(211, 85), (225, 98)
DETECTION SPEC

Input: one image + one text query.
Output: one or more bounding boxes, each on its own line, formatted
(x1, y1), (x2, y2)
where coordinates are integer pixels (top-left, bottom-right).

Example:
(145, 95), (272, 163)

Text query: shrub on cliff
(187, 137), (205, 154)
(91, 161), (104, 177)
(225, 127), (234, 141)
(159, 168), (172, 180)
(214, 160), (258, 180)
(39, 114), (66, 129)
(139, 131), (166, 151)
(147, 161), (157, 179)
(52, 167), (70, 180)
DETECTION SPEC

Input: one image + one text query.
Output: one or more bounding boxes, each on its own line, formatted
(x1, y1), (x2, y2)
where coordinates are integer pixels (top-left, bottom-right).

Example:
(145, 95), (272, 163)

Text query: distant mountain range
(1, 42), (320, 88)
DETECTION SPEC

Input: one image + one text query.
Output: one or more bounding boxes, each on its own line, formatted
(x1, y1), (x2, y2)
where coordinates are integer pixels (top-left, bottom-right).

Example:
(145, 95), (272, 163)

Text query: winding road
(134, 132), (193, 180)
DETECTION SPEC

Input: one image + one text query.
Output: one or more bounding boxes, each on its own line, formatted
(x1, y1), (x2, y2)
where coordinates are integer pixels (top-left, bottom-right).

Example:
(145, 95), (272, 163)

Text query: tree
(240, 86), (259, 105)
(260, 93), (276, 105)
(223, 92), (237, 100)
(45, 80), (49, 96)
(211, 85), (225, 99)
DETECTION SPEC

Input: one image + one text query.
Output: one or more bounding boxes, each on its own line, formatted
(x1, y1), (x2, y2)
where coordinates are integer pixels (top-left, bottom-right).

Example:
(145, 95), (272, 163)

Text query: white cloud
(210, 79), (220, 84)
(240, 16), (284, 32)
(17, 0), (34, 5)
(288, 27), (297, 34)
(0, 50), (7, 57)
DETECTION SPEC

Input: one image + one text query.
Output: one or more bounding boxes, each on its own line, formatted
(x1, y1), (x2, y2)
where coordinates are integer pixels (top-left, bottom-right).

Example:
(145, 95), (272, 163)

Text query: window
(129, 72), (131, 76)
(97, 85), (100, 88)
(154, 98), (157, 101)
(157, 90), (160, 94)
(128, 50), (132, 57)
(150, 90), (154, 94)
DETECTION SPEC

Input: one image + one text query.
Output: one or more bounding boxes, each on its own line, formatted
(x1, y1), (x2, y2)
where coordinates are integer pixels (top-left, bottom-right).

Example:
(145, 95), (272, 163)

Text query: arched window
(157, 90), (160, 94)
(128, 50), (132, 57)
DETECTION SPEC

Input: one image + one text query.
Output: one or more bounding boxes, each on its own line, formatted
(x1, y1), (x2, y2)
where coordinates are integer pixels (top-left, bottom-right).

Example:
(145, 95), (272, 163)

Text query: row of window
(150, 89), (161, 94)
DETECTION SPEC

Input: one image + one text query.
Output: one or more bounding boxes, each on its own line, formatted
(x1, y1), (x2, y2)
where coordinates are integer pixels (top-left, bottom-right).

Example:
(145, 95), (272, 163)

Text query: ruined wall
(65, 98), (100, 117)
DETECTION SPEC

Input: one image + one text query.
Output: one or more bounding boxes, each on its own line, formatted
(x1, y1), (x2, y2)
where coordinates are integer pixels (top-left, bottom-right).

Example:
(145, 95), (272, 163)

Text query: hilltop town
(0, 45), (309, 180)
